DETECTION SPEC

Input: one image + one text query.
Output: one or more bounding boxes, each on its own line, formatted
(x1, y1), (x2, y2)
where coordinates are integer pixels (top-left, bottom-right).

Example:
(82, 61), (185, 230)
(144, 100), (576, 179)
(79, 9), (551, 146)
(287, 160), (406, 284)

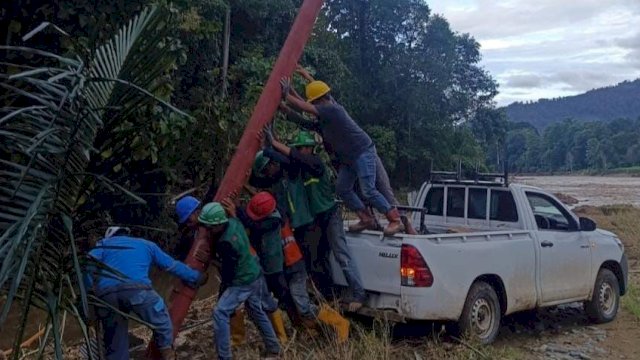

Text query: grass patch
(574, 205), (640, 259)
(623, 284), (640, 320)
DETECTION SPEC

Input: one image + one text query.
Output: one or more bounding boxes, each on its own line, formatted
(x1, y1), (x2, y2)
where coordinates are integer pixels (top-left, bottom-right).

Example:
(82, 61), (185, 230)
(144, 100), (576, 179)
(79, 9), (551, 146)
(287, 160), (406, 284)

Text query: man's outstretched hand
(188, 271), (209, 289)
(221, 198), (237, 218)
(280, 77), (291, 100)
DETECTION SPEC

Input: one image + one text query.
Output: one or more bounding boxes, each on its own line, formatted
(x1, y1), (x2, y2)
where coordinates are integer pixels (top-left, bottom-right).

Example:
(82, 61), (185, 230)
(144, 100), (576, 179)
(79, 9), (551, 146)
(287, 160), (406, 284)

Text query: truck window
(468, 188), (487, 220)
(424, 187), (444, 216)
(490, 190), (518, 222)
(525, 192), (578, 231)
(447, 187), (465, 218)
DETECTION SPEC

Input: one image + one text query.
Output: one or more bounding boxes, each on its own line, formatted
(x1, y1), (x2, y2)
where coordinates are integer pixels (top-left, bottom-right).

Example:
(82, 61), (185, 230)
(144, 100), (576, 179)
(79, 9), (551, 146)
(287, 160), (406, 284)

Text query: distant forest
(506, 118), (640, 173)
(504, 79), (640, 130)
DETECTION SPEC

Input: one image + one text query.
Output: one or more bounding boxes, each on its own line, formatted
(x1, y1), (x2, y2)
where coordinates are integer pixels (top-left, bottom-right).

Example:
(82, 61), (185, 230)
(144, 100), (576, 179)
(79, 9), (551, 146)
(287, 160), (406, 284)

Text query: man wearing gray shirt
(281, 77), (404, 236)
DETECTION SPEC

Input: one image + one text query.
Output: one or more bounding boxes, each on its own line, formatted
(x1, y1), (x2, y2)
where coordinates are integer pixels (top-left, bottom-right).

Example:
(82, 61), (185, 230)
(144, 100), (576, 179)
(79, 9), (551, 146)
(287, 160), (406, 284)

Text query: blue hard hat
(176, 196), (200, 224)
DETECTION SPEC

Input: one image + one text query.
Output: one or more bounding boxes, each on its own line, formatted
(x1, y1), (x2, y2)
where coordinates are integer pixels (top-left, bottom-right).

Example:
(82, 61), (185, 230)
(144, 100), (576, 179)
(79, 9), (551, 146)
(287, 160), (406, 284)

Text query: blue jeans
(259, 275), (279, 313)
(213, 277), (281, 360)
(96, 285), (172, 360)
(336, 147), (392, 214)
(285, 260), (317, 319)
(320, 207), (366, 302)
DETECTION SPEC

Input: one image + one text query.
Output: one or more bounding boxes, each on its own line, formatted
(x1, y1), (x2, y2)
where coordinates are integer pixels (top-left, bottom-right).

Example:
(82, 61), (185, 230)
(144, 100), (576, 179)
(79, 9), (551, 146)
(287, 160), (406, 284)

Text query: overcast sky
(428, 0), (640, 106)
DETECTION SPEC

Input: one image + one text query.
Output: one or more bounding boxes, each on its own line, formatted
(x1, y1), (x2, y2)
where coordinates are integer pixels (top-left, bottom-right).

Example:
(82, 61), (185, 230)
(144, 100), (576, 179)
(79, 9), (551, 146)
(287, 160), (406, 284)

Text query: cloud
(503, 74), (543, 88)
(615, 32), (640, 49)
(428, 0), (640, 105)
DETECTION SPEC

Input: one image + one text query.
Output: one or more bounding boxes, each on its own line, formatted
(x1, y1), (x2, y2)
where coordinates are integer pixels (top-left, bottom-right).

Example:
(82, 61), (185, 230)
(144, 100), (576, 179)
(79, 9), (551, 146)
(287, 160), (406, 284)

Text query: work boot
(348, 209), (376, 232)
(383, 208), (405, 236)
(230, 310), (246, 347)
(401, 215), (418, 235)
(268, 309), (288, 344)
(159, 348), (176, 360)
(316, 304), (350, 343)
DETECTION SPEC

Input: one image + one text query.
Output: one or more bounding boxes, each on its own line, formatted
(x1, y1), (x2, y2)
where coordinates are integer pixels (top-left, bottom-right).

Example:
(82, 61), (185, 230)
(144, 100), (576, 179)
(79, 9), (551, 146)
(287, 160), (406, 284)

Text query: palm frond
(0, 6), (186, 358)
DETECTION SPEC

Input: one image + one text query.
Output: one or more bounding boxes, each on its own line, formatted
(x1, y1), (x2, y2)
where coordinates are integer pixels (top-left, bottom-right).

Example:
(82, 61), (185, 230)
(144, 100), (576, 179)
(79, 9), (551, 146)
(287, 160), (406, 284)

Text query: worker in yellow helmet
(280, 75), (405, 237)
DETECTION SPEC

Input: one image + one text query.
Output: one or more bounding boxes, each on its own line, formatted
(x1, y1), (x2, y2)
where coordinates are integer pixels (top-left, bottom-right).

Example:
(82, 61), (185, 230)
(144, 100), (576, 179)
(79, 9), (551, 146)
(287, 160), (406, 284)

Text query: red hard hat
(247, 192), (277, 221)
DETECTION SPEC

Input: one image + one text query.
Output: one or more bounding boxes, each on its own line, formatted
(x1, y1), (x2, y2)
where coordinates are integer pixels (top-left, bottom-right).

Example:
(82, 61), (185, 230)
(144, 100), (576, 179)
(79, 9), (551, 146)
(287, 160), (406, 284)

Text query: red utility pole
(147, 0), (325, 357)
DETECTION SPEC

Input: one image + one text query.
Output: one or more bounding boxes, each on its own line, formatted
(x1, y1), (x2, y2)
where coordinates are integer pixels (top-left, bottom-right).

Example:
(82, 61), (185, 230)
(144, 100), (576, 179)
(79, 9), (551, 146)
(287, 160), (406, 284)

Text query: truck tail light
(401, 244), (433, 287)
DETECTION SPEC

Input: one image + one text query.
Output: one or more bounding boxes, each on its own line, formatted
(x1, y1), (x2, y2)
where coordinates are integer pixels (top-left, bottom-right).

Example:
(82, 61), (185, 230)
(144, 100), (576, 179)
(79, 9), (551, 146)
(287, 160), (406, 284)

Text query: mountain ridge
(502, 79), (640, 129)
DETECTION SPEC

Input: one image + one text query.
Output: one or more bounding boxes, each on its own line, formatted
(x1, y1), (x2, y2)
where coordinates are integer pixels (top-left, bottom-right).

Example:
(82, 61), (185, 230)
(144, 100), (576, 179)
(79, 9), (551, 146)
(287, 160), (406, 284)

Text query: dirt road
(498, 271), (640, 360)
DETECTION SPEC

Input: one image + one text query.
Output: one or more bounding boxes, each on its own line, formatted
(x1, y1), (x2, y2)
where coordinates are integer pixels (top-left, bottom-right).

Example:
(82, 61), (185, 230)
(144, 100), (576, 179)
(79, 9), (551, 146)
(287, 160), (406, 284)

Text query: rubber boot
(159, 348), (176, 360)
(383, 208), (405, 236)
(348, 209), (376, 232)
(401, 215), (418, 235)
(317, 304), (350, 343)
(230, 310), (246, 347)
(268, 309), (288, 344)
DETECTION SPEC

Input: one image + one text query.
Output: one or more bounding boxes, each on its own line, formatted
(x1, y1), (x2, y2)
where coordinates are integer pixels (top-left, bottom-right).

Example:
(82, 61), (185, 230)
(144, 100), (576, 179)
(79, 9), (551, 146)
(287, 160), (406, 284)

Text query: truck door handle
(541, 241), (554, 248)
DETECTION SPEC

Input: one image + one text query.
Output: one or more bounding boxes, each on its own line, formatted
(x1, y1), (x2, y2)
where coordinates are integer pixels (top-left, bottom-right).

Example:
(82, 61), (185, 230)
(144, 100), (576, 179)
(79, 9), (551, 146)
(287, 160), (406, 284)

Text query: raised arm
(281, 77), (319, 116)
(279, 104), (321, 132)
(150, 242), (201, 283)
(295, 64), (315, 82)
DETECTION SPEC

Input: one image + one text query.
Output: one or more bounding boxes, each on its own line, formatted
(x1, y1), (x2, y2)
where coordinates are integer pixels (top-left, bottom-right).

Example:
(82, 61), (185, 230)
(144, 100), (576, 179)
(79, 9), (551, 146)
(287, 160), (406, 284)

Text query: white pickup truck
(331, 180), (628, 343)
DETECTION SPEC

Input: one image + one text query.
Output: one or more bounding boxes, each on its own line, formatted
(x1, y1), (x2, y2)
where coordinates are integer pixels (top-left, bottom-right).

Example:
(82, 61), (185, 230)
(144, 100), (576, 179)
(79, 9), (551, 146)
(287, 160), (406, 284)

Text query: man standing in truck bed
(280, 76), (404, 236)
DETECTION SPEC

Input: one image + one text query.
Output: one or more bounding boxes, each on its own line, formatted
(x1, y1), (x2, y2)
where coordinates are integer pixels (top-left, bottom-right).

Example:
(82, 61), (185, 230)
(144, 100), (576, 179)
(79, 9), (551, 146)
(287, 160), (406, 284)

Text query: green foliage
(506, 118), (640, 173)
(303, 0), (500, 185)
(0, 6), (187, 358)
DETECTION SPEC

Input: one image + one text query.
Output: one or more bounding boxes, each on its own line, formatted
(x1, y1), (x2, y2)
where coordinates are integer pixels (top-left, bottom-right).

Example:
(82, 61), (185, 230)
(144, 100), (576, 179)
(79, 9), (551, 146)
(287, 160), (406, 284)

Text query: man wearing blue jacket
(86, 226), (204, 360)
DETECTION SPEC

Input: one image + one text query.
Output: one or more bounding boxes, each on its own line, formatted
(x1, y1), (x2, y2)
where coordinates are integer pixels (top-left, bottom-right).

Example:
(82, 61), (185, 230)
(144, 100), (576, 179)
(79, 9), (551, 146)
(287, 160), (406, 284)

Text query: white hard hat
(104, 226), (130, 238)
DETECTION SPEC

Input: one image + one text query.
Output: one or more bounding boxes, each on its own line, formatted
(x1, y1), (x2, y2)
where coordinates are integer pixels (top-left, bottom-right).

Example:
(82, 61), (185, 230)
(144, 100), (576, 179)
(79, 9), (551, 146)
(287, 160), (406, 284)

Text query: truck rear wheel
(457, 281), (501, 344)
(585, 268), (620, 323)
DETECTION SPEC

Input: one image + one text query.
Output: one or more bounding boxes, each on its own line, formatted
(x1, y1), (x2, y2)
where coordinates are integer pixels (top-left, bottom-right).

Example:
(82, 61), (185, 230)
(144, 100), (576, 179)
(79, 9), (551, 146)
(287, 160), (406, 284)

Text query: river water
(514, 175), (640, 207)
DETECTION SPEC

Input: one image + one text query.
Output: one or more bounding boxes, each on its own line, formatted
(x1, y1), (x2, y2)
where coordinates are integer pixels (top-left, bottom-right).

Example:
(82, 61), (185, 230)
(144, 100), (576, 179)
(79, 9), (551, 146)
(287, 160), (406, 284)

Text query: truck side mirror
(579, 217), (596, 232)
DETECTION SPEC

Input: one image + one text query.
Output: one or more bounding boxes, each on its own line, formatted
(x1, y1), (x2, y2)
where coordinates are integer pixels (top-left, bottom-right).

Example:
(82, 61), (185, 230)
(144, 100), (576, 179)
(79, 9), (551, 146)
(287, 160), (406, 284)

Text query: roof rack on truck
(426, 160), (509, 187)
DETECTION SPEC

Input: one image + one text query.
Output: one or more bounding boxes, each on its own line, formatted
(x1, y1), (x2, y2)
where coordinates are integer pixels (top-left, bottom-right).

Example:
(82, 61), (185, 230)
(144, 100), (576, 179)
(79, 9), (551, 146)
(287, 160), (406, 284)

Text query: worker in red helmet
(222, 193), (293, 344)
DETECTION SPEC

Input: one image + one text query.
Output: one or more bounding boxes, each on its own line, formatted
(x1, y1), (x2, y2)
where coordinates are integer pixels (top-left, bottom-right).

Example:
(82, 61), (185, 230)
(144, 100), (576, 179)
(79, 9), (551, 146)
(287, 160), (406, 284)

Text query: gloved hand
(280, 77), (291, 100)
(188, 271), (209, 288)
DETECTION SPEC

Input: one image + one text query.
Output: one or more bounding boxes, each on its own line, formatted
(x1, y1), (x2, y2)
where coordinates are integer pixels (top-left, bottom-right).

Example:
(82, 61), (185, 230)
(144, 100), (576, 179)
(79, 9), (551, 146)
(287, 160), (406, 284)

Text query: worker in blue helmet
(174, 195), (201, 261)
(86, 226), (205, 360)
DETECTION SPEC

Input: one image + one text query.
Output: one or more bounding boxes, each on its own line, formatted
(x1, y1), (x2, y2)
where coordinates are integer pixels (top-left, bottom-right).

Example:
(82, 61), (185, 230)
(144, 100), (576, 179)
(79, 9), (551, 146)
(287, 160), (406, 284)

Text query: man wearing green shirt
(269, 130), (366, 311)
(198, 202), (280, 360)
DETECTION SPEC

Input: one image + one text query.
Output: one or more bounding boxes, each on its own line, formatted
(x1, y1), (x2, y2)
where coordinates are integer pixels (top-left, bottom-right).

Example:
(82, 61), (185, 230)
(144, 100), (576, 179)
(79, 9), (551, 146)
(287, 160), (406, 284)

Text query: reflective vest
(281, 221), (303, 267)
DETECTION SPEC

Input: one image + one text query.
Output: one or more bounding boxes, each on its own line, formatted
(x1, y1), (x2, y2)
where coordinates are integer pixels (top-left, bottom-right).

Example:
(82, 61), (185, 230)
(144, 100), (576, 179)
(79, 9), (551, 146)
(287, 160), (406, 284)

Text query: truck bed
(331, 225), (538, 320)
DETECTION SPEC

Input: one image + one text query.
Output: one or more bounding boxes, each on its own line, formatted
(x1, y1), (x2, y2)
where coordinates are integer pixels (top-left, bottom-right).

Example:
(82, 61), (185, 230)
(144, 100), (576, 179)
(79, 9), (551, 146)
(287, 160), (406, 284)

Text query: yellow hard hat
(305, 80), (331, 103)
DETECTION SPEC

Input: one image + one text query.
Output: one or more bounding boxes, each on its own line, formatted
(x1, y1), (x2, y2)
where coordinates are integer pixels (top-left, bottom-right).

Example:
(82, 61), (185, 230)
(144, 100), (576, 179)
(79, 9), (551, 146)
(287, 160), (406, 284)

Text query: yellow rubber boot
(230, 309), (246, 347)
(268, 309), (288, 344)
(317, 304), (350, 343)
